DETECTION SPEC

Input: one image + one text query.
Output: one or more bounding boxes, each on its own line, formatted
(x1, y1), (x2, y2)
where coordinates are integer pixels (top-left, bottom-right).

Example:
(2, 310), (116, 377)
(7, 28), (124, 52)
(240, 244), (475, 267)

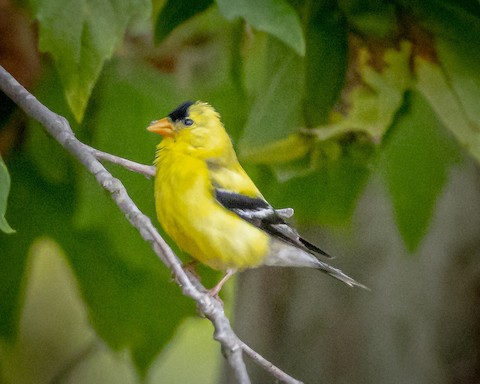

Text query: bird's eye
(183, 118), (194, 126)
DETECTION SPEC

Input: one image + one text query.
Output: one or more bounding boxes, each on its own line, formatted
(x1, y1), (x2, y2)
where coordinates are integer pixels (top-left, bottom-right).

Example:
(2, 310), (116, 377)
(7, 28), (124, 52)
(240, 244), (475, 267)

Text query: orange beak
(147, 118), (175, 137)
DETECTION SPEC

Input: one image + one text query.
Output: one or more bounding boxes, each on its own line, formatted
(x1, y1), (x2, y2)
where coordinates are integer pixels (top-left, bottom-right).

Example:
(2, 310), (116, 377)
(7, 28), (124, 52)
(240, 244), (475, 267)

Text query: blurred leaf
(266, 139), (374, 225)
(399, 0), (480, 38)
(0, 238), (98, 384)
(154, 0), (213, 43)
(0, 155), (75, 340)
(311, 41), (412, 141)
(437, 37), (480, 131)
(271, 138), (343, 181)
(380, 91), (461, 251)
(216, 0), (305, 55)
(241, 134), (311, 164)
(75, 60), (192, 375)
(63, 231), (189, 376)
(415, 33), (480, 161)
(304, 1), (348, 126)
(339, 0), (397, 38)
(415, 57), (480, 162)
(0, 92), (16, 129)
(151, 0), (167, 21)
(404, 0), (480, 164)
(30, 0), (150, 121)
(239, 38), (303, 158)
(0, 155), (14, 234)
(242, 32), (269, 99)
(229, 19), (246, 95)
(26, 67), (77, 184)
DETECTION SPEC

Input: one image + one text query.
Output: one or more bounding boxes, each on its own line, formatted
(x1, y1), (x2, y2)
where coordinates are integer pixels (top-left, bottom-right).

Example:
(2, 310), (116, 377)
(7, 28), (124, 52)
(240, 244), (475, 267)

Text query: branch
(0, 65), (303, 384)
(91, 148), (155, 178)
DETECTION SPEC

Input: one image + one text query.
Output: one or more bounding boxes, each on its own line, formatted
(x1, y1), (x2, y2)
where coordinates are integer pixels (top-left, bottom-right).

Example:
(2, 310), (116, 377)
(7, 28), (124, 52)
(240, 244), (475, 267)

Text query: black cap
(168, 101), (194, 122)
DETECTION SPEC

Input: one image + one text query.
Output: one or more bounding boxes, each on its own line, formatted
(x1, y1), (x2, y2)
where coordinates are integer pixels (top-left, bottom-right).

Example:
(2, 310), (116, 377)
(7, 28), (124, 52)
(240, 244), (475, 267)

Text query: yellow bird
(149, 101), (366, 295)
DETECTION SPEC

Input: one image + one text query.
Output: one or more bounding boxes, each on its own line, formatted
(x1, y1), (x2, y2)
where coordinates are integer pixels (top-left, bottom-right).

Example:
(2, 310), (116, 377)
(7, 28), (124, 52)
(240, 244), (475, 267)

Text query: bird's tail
(266, 240), (368, 289)
(315, 258), (368, 289)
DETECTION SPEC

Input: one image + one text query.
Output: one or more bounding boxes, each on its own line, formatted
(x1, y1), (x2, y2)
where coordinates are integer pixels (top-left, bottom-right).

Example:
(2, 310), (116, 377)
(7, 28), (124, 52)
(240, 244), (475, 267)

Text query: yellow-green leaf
(415, 39), (480, 161)
(240, 134), (311, 164)
(311, 41), (412, 141)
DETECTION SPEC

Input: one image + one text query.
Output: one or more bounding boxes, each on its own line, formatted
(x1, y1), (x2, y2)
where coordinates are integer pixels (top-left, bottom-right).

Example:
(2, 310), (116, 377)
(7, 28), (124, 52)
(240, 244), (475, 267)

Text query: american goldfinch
(149, 101), (366, 294)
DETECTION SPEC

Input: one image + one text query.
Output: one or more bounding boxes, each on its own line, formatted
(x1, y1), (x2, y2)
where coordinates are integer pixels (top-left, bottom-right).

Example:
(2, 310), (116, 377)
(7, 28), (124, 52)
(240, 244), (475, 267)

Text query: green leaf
(216, 0), (305, 55)
(26, 67), (77, 184)
(261, 139), (374, 225)
(0, 155), (14, 234)
(401, 0), (480, 164)
(399, 0), (480, 39)
(338, 0), (397, 38)
(63, 231), (190, 376)
(415, 38), (480, 161)
(380, 91), (461, 251)
(30, 0), (150, 121)
(239, 38), (304, 160)
(0, 238), (99, 384)
(0, 154), (76, 340)
(154, 0), (213, 43)
(304, 1), (348, 126)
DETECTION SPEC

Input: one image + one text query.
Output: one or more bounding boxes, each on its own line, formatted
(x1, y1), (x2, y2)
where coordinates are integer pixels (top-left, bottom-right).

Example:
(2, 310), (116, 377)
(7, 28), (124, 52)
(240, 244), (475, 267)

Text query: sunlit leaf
(240, 134), (311, 164)
(415, 57), (480, 162)
(0, 155), (14, 234)
(380, 91), (461, 251)
(216, 0), (305, 55)
(30, 0), (150, 121)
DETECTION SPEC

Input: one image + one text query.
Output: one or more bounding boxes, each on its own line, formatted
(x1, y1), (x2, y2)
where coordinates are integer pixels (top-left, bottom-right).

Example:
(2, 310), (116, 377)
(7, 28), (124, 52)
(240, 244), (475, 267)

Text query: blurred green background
(1, 0), (479, 383)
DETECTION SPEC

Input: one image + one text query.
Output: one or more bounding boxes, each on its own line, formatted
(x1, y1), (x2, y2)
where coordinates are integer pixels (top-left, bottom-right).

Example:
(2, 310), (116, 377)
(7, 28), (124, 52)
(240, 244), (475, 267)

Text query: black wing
(214, 188), (332, 258)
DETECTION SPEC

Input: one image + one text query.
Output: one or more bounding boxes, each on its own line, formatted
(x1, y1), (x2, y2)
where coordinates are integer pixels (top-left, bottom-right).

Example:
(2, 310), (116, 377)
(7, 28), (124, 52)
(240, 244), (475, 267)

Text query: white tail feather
(265, 240), (368, 289)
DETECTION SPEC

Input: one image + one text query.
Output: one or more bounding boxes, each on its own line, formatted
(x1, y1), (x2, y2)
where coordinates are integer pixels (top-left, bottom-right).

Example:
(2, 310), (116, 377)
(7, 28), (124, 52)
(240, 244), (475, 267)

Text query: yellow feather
(153, 102), (269, 270)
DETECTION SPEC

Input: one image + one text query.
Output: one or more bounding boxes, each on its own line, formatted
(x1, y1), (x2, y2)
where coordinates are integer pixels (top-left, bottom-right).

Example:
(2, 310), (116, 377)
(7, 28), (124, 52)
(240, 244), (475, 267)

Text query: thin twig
(242, 343), (304, 384)
(0, 65), (302, 384)
(92, 148), (155, 178)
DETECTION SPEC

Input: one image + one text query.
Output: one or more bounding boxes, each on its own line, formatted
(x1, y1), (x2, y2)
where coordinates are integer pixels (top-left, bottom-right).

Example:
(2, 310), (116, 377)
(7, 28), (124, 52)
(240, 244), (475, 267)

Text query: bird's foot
(206, 288), (224, 306)
(182, 260), (200, 280)
(206, 269), (236, 305)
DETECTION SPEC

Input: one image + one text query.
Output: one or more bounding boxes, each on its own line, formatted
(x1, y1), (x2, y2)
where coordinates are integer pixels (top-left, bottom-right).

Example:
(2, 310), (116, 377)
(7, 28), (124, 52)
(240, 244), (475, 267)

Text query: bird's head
(148, 101), (233, 159)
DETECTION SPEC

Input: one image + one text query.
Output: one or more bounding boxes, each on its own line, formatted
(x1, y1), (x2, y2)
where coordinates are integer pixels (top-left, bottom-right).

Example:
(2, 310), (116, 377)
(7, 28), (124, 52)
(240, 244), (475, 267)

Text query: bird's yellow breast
(154, 142), (269, 270)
